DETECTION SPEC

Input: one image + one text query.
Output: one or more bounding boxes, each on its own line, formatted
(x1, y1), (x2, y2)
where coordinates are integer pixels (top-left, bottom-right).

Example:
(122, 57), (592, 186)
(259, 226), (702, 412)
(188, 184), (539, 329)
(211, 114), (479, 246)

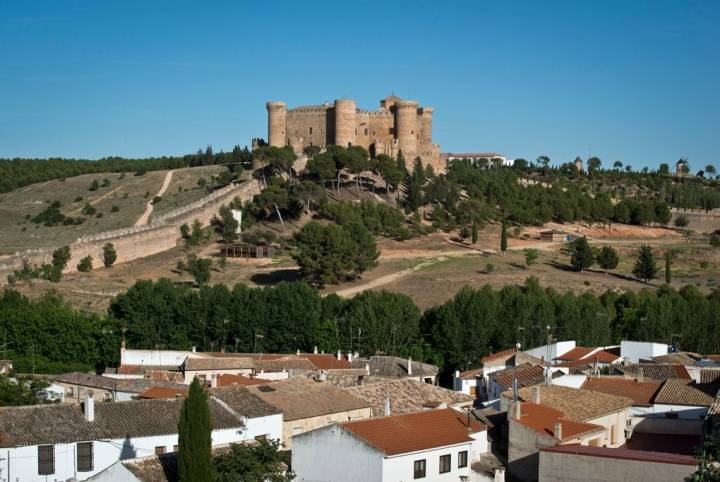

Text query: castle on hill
(265, 95), (442, 172)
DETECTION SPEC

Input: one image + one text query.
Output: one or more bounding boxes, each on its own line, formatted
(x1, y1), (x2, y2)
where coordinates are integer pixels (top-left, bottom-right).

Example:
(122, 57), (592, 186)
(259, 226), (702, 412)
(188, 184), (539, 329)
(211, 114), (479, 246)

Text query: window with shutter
(38, 445), (54, 475)
(77, 442), (94, 471)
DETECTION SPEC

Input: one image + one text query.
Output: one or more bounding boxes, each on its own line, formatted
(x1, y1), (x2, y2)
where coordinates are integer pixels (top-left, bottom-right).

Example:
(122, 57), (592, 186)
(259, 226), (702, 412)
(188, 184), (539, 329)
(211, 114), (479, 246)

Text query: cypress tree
(471, 220), (478, 244)
(500, 220), (508, 253)
(570, 236), (594, 272)
(665, 251), (672, 285)
(178, 377), (214, 482)
(633, 245), (659, 283)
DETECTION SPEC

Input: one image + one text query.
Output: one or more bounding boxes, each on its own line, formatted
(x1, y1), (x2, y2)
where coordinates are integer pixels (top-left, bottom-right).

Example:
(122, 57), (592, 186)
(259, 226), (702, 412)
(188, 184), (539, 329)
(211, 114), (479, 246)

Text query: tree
(654, 202), (672, 226)
(471, 220), (478, 244)
(706, 164), (717, 178)
(178, 377), (214, 482)
(186, 254), (212, 286)
(524, 249), (539, 267)
(596, 246), (619, 274)
(218, 206), (239, 243)
(180, 223), (191, 239)
(633, 245), (658, 283)
(658, 163), (670, 175)
(0, 375), (53, 406)
(215, 438), (294, 482)
(89, 179), (99, 191)
(77, 255), (93, 272)
(665, 251), (672, 285)
(42, 246), (71, 282)
(587, 157), (602, 173)
(500, 220), (508, 253)
(82, 202), (96, 216)
(689, 438), (720, 481)
(674, 215), (689, 228)
(570, 237), (593, 272)
(537, 156), (550, 168)
(102, 243), (117, 268)
(303, 145), (321, 159)
(613, 160), (623, 171)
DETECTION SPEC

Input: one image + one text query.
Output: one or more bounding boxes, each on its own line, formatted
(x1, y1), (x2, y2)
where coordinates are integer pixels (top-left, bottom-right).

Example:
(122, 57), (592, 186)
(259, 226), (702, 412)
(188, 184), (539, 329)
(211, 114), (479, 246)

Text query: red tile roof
(653, 379), (720, 407)
(555, 347), (595, 361)
(216, 374), (267, 387)
(514, 403), (604, 441)
(482, 348), (517, 364)
(458, 367), (483, 380)
(491, 364), (546, 391)
(541, 444), (697, 466)
(301, 354), (351, 370)
(580, 377), (662, 406)
(342, 408), (485, 456)
(137, 386), (188, 400)
(556, 351), (621, 368)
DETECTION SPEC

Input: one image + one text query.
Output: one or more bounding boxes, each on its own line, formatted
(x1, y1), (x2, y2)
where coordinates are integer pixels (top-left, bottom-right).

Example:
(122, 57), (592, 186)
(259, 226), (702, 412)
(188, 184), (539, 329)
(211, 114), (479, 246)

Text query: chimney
(407, 357), (412, 376)
(348, 351), (353, 362)
(353, 351), (359, 359)
(83, 391), (95, 422)
(365, 363), (370, 375)
(313, 346), (318, 354)
(220, 346), (225, 354)
(554, 421), (563, 440)
(532, 386), (541, 404)
(384, 396), (391, 416)
(512, 378), (519, 402)
(337, 350), (341, 361)
(638, 366), (644, 383)
(455, 370), (460, 379)
(191, 346), (196, 353)
(211, 374), (218, 388)
(493, 467), (506, 482)
(296, 349), (301, 356)
(120, 340), (126, 364)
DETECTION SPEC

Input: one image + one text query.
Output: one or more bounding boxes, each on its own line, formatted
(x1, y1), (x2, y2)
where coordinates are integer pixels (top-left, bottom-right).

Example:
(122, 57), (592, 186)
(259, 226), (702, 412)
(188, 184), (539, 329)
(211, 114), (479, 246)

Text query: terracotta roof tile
(216, 374), (267, 387)
(482, 348), (517, 364)
(490, 364), (547, 391)
(458, 367), (484, 380)
(653, 379), (720, 407)
(52, 372), (185, 394)
(555, 347), (595, 361)
(341, 408), (485, 455)
(240, 378), (370, 421)
(350, 356), (438, 378)
(580, 377), (662, 406)
(300, 354), (351, 370)
(514, 403), (604, 441)
(183, 357), (254, 371)
(700, 370), (720, 384)
(504, 385), (633, 421)
(613, 363), (691, 381)
(342, 379), (473, 416)
(137, 386), (188, 400)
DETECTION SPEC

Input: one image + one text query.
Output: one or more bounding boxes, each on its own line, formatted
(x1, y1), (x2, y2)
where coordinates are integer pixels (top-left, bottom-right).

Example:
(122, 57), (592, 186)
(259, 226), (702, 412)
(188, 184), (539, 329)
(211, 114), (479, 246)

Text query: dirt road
(134, 171), (174, 226)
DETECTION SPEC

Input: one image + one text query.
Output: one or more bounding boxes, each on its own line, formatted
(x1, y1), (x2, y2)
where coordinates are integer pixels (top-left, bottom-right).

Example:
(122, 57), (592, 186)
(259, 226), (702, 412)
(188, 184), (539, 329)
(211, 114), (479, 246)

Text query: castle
(265, 95), (442, 172)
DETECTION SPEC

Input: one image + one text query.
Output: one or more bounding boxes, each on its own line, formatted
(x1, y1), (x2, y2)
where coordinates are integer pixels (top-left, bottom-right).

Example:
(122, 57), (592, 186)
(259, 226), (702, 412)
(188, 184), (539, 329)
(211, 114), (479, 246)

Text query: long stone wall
(0, 179), (261, 285)
(670, 208), (720, 234)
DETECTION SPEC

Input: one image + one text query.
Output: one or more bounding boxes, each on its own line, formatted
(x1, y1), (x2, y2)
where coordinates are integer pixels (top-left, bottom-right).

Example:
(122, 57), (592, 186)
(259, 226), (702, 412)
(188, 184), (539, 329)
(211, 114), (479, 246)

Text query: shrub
(485, 263), (495, 274)
(102, 243), (117, 268)
(77, 255), (93, 272)
(710, 234), (720, 248)
(674, 215), (689, 228)
(152, 196), (161, 204)
(82, 203), (96, 216)
(32, 201), (65, 226)
(74, 196), (83, 203)
(89, 179), (99, 191)
(110, 205), (119, 213)
(101, 178), (111, 187)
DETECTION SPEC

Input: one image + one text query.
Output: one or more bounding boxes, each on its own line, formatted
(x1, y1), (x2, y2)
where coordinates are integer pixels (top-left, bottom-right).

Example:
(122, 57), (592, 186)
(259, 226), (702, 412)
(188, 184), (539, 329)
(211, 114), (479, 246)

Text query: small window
(155, 446), (166, 455)
(38, 445), (54, 475)
(254, 434), (268, 442)
(439, 454), (451, 473)
(67, 387), (74, 397)
(413, 459), (426, 479)
(77, 442), (93, 472)
(309, 127), (313, 135)
(458, 450), (468, 468)
(389, 128), (394, 135)
(364, 128), (368, 135)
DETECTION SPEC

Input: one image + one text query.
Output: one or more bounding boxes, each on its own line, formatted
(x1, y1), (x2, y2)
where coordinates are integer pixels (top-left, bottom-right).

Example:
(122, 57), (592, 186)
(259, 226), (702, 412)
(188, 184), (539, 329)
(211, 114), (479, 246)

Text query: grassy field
(0, 165), (226, 255)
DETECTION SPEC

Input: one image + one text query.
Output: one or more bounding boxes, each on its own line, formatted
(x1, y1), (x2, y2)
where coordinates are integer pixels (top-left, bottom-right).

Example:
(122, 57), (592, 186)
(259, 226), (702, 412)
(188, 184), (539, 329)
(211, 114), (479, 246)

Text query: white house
(292, 408), (489, 482)
(620, 341), (669, 363)
(0, 389), (282, 481)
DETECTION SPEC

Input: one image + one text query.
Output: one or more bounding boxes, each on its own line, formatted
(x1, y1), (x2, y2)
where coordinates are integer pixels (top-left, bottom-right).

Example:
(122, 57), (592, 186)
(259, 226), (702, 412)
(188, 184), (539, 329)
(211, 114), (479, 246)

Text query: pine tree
(596, 246), (619, 274)
(570, 237), (593, 272)
(471, 220), (478, 244)
(665, 251), (672, 285)
(178, 377), (214, 482)
(633, 245), (659, 283)
(500, 220), (508, 253)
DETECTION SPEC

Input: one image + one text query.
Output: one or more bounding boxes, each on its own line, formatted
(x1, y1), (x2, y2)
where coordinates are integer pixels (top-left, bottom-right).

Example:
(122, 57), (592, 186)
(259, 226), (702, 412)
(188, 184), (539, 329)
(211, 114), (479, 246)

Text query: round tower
(419, 107), (434, 149)
(394, 100), (419, 159)
(266, 101), (287, 148)
(334, 99), (356, 148)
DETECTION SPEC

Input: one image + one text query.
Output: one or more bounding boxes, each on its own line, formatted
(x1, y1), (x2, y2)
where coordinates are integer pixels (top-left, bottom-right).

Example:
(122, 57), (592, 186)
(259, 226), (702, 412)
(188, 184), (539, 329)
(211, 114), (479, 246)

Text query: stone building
(265, 95), (442, 172)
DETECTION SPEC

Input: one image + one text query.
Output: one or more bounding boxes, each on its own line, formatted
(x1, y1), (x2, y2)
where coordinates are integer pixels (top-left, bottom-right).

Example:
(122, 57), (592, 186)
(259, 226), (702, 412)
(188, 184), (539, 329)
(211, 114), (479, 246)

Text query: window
(309, 127), (313, 135)
(77, 442), (93, 472)
(413, 459), (426, 479)
(67, 386), (74, 397)
(38, 445), (54, 475)
(458, 450), (468, 468)
(439, 454), (451, 474)
(364, 128), (368, 135)
(155, 446), (166, 455)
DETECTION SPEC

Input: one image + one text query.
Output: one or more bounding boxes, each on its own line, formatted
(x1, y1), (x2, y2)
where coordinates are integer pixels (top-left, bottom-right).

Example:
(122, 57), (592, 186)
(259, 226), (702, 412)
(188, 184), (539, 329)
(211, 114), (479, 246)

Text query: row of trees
(2, 276), (720, 376)
(0, 145), (252, 194)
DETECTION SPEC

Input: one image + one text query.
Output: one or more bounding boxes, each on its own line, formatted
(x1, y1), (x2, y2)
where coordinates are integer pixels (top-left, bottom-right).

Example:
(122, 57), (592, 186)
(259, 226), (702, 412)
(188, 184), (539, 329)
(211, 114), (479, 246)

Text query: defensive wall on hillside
(670, 208), (720, 234)
(0, 179), (261, 285)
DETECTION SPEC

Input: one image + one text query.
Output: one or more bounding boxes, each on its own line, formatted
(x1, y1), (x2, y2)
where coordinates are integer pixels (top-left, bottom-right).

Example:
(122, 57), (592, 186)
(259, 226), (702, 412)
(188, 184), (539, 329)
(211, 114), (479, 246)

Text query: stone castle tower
(265, 95), (442, 172)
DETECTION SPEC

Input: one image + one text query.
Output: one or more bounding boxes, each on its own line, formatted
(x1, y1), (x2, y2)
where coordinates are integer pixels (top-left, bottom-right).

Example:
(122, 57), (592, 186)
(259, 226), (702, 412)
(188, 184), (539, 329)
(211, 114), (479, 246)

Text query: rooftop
(238, 378), (370, 421)
(555, 347), (595, 361)
(216, 374), (267, 387)
(490, 363), (548, 391)
(209, 384), (282, 419)
(481, 347), (517, 364)
(137, 386), (188, 400)
(504, 385), (633, 421)
(182, 357), (254, 371)
(0, 397), (245, 448)
(541, 444), (696, 467)
(52, 372), (185, 394)
(341, 408), (485, 456)
(653, 379), (720, 407)
(513, 402), (604, 441)
(580, 377), (662, 406)
(613, 363), (690, 381)
(350, 356), (438, 378)
(342, 379), (473, 416)
(457, 367), (484, 380)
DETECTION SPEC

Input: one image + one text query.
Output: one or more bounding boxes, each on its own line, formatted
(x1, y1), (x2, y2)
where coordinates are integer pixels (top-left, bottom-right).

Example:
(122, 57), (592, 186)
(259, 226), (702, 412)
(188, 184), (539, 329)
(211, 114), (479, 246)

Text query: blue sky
(1, 1), (718, 169)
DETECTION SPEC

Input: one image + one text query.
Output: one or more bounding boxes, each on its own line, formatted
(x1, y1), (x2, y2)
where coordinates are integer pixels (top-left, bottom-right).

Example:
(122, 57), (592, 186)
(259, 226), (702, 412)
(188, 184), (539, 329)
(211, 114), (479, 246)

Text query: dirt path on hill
(134, 171), (174, 226)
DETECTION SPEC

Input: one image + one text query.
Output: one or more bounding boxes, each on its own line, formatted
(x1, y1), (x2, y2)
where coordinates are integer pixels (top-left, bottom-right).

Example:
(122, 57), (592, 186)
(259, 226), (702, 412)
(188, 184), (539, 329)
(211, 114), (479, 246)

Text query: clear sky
(1, 1), (718, 169)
